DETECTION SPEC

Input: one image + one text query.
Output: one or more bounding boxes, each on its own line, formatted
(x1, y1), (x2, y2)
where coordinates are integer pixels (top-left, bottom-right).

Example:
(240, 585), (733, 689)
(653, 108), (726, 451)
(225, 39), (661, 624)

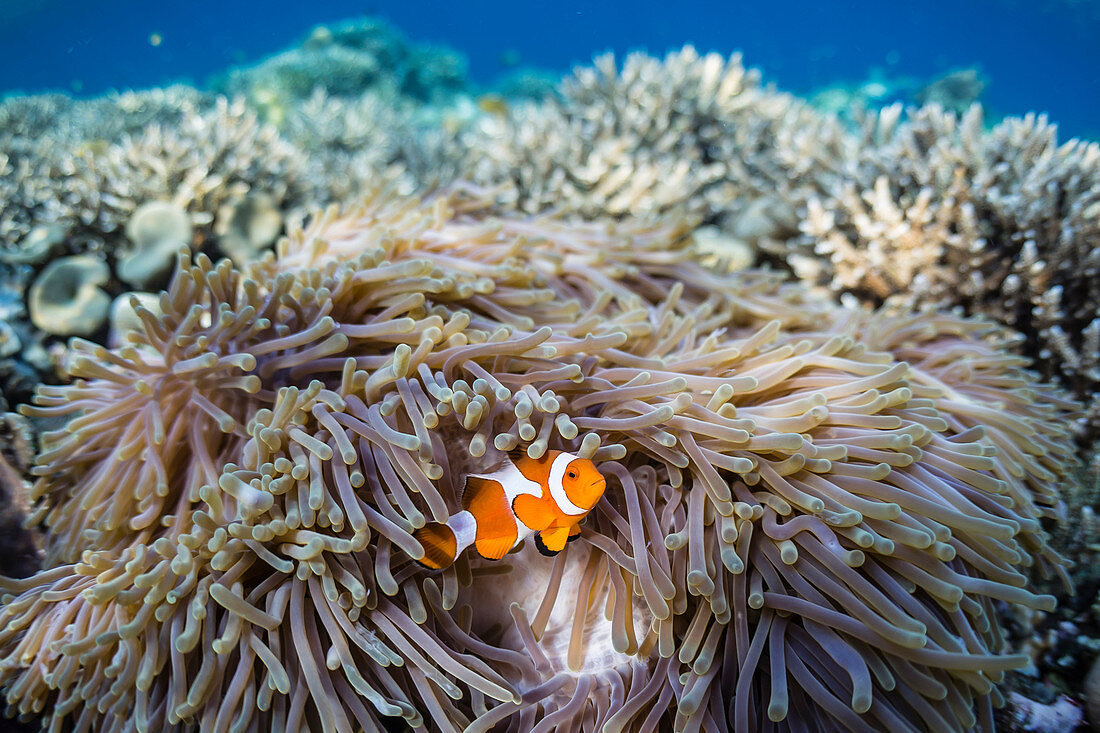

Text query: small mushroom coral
(118, 200), (193, 288)
(214, 192), (284, 266)
(0, 188), (1081, 732)
(27, 253), (111, 337)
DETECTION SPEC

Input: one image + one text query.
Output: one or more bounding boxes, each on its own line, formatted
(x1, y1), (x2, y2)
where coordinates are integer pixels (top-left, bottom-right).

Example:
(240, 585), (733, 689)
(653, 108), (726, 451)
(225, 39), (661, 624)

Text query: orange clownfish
(413, 449), (607, 570)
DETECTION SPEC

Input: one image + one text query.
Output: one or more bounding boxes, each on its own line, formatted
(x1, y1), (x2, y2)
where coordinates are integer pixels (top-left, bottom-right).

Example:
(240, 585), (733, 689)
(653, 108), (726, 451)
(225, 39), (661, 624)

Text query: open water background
(0, 0), (1097, 138)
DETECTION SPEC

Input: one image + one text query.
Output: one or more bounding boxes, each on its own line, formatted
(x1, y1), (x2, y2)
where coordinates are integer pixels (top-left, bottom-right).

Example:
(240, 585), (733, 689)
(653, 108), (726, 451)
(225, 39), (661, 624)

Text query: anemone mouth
(462, 542), (654, 682)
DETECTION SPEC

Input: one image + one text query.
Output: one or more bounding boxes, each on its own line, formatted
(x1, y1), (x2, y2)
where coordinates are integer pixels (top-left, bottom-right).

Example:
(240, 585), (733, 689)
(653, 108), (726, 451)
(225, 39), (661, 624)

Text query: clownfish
(413, 449), (607, 570)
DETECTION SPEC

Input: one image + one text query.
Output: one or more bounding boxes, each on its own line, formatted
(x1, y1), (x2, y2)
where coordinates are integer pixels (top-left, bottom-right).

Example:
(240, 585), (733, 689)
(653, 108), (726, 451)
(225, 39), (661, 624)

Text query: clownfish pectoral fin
(511, 493), (555, 533)
(534, 525), (572, 556)
(412, 523), (458, 570)
(567, 524), (582, 542)
(462, 476), (519, 561)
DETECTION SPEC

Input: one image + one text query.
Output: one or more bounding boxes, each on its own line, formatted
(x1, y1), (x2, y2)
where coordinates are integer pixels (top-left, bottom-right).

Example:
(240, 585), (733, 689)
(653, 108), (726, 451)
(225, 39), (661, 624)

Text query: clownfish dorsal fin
(507, 446), (563, 466)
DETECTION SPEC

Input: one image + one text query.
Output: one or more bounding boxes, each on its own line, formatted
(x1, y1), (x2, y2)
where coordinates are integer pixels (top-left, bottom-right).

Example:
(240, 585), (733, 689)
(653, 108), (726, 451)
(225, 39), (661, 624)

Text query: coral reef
(0, 92), (320, 401)
(0, 188), (1079, 731)
(0, 86), (212, 269)
(0, 93), (311, 266)
(212, 17), (469, 124)
(794, 106), (1100, 438)
(451, 47), (1098, 440)
(0, 19), (476, 402)
(809, 66), (986, 121)
(0, 20), (1095, 731)
(454, 47), (826, 237)
(276, 87), (466, 200)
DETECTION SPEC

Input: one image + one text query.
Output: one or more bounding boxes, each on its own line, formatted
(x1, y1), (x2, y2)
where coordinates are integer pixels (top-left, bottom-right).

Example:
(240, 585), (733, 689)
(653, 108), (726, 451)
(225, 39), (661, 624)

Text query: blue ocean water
(0, 0), (1097, 138)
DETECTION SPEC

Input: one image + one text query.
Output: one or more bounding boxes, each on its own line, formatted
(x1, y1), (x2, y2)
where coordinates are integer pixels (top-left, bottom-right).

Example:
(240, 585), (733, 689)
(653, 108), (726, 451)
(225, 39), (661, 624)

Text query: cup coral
(0, 187), (1080, 732)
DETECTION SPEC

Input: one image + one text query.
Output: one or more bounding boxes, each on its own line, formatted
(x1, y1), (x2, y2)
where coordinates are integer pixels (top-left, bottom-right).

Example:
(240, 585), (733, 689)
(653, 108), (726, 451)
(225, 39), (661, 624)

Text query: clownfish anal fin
(412, 523), (457, 570)
(462, 476), (519, 561)
(535, 526), (571, 556)
(567, 524), (582, 542)
(474, 536), (515, 561)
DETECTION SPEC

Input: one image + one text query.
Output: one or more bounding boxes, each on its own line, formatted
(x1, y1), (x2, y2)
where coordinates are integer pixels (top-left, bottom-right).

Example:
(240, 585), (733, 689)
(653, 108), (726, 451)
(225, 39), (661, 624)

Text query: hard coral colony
(0, 187), (1080, 732)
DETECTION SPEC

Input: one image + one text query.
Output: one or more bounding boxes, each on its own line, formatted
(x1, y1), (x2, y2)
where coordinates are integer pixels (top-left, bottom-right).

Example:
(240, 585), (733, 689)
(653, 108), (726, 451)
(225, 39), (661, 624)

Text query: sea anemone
(1, 187), (1079, 731)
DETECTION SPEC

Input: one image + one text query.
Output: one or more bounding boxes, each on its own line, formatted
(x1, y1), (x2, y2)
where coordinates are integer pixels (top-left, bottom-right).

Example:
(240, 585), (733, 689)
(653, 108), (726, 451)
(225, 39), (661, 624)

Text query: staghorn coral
(0, 94), (312, 264)
(793, 105), (1100, 437)
(453, 46), (829, 236)
(0, 86), (209, 252)
(0, 187), (1080, 732)
(47, 96), (311, 253)
(278, 88), (466, 201)
(0, 86), (208, 159)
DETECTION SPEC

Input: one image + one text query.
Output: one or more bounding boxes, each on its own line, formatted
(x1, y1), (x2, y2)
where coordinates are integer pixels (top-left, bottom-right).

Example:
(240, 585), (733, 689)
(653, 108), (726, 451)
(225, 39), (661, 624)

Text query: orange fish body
(414, 449), (607, 570)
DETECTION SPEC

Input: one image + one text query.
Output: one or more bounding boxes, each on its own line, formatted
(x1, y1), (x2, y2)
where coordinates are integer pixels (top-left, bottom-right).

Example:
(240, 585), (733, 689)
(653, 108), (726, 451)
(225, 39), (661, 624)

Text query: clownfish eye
(567, 470), (577, 479)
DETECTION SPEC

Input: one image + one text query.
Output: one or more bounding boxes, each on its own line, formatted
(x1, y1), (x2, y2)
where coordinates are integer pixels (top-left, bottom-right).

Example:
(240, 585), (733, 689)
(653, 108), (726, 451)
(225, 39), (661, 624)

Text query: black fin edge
(534, 532), (561, 557)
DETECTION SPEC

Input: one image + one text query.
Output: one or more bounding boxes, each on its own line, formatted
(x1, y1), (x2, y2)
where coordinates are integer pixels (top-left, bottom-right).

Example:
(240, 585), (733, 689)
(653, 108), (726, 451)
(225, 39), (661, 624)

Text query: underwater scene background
(3, 0), (1100, 139)
(0, 1), (1098, 732)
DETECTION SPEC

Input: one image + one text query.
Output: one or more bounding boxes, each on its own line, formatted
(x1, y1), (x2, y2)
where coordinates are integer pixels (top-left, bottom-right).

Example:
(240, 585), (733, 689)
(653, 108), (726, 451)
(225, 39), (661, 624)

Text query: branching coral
(454, 46), (829, 236)
(0, 93), (322, 393)
(449, 47), (1099, 440)
(790, 105), (1100, 438)
(0, 87), (208, 250)
(0, 187), (1079, 732)
(52, 96), (311, 248)
(1, 94), (312, 268)
(278, 88), (462, 202)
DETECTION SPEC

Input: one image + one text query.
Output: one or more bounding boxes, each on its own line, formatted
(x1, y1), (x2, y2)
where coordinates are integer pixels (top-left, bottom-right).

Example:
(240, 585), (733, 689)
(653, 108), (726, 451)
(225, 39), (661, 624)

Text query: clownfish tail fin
(412, 510), (478, 570)
(413, 522), (458, 570)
